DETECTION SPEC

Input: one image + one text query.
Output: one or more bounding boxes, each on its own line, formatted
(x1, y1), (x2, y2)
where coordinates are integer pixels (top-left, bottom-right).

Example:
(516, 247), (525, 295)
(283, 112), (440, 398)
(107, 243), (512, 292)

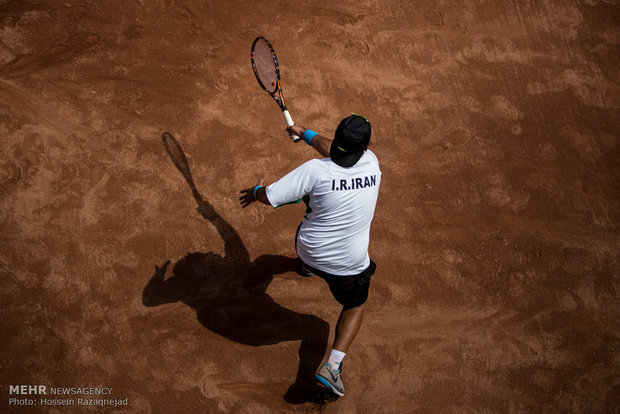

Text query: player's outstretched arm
(287, 125), (331, 158)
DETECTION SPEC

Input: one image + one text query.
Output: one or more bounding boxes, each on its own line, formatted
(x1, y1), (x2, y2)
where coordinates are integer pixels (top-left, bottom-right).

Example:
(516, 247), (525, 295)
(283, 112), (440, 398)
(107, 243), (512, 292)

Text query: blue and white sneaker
(315, 363), (344, 397)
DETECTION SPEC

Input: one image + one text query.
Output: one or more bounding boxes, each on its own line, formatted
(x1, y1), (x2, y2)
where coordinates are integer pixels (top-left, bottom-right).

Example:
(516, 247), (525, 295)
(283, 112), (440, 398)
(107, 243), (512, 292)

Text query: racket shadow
(144, 132), (333, 405)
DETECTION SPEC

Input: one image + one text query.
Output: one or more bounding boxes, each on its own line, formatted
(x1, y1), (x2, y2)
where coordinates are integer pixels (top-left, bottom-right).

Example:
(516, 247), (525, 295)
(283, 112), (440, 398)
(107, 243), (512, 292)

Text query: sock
(328, 349), (346, 371)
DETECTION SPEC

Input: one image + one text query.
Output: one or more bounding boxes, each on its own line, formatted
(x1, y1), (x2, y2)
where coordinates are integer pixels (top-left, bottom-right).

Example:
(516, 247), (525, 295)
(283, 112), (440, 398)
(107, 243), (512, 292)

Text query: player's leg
(315, 274), (371, 397)
(314, 305), (364, 396)
(332, 304), (364, 353)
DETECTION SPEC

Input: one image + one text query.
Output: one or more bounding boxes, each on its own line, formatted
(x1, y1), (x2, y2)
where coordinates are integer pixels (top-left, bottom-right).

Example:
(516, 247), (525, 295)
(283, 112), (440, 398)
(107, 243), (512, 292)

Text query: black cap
(330, 114), (371, 168)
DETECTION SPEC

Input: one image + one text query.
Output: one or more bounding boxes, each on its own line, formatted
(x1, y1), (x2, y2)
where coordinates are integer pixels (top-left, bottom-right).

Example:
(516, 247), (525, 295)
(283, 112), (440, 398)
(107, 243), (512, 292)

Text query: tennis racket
(251, 36), (300, 141)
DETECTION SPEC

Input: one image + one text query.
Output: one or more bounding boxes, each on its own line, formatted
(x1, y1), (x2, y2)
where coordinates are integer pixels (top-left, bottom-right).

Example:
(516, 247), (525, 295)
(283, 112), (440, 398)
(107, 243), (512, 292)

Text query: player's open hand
(239, 187), (256, 208)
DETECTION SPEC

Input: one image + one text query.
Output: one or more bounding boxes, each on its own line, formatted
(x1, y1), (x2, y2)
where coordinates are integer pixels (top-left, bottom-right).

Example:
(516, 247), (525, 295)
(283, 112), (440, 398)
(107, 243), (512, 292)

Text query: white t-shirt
(266, 150), (381, 276)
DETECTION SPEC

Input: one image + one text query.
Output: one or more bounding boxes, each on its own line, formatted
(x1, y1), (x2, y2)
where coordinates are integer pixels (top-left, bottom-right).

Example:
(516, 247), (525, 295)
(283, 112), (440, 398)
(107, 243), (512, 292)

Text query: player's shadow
(143, 132), (333, 404)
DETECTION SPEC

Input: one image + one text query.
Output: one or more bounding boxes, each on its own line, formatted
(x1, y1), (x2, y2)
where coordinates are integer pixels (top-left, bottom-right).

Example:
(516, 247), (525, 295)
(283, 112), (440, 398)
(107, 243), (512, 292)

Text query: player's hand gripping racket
(251, 36), (300, 141)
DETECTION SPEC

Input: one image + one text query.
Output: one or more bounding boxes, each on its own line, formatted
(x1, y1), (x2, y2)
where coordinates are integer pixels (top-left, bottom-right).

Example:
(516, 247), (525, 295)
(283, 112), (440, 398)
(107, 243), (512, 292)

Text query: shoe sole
(315, 374), (344, 397)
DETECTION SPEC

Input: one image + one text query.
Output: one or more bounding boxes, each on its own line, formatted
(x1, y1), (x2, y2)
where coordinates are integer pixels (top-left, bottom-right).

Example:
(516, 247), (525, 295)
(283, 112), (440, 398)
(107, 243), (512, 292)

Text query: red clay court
(1, 1), (618, 412)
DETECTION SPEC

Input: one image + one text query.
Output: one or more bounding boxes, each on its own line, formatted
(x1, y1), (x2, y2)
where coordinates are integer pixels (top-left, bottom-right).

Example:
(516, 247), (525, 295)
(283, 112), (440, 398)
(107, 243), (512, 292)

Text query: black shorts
(301, 260), (376, 308)
(295, 222), (376, 308)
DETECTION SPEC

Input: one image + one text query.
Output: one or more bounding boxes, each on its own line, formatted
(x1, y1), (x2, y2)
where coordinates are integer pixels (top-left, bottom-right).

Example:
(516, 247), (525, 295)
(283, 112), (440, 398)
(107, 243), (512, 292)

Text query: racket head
(251, 36), (280, 95)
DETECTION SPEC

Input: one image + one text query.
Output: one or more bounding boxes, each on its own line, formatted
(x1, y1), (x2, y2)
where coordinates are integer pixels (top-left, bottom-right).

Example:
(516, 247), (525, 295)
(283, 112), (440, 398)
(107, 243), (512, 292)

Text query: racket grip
(283, 110), (300, 141)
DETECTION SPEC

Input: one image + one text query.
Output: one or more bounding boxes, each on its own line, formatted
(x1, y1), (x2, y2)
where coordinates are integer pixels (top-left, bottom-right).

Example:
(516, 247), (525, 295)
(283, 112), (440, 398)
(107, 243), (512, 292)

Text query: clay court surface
(1, 0), (619, 412)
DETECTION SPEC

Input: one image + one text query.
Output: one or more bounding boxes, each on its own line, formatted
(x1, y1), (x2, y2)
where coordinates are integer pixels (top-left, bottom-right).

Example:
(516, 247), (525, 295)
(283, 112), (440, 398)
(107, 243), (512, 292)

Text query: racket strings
(252, 40), (278, 93)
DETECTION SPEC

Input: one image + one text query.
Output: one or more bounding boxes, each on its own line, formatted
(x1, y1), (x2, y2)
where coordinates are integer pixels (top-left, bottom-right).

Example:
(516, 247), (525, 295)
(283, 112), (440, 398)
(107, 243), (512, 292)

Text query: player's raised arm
(287, 125), (331, 158)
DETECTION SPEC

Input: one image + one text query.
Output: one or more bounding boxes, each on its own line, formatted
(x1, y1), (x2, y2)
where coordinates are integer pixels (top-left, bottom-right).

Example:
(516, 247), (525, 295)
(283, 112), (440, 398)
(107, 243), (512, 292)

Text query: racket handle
(283, 110), (300, 142)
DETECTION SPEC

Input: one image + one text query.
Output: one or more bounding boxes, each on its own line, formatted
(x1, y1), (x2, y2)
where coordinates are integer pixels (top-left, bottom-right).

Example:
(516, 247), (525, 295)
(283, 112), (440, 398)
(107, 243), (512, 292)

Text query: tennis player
(240, 114), (381, 397)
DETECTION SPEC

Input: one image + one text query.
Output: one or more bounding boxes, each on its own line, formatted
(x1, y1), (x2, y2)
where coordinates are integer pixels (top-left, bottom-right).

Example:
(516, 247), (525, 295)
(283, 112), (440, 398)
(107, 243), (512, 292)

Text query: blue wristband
(253, 185), (262, 200)
(302, 129), (318, 145)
